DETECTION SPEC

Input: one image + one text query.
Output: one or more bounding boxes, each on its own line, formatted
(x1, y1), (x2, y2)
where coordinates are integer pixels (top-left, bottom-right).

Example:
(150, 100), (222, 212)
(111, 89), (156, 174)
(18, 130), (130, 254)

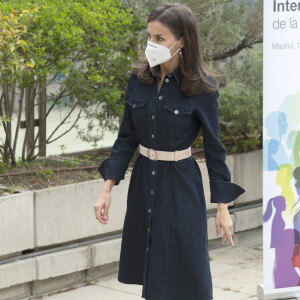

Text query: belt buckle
(147, 148), (158, 161)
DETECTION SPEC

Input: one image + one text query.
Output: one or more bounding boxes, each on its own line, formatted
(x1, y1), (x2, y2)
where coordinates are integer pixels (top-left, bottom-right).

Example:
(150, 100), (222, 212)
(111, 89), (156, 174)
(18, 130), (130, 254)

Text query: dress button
(133, 103), (136, 108)
(151, 134), (155, 138)
(174, 109), (179, 114)
(158, 96), (163, 100)
(152, 115), (155, 119)
(152, 171), (155, 175)
(148, 208), (152, 213)
(146, 247), (149, 251)
(165, 78), (169, 83)
(147, 227), (150, 232)
(151, 190), (154, 195)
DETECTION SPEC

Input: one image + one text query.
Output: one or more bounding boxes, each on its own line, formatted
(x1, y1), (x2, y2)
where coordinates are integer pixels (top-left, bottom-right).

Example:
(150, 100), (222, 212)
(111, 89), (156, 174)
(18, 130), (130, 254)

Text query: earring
(179, 47), (183, 59)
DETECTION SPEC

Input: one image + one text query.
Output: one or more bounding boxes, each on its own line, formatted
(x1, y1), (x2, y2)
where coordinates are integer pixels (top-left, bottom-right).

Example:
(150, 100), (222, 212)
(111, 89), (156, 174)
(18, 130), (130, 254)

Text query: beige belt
(139, 144), (191, 161)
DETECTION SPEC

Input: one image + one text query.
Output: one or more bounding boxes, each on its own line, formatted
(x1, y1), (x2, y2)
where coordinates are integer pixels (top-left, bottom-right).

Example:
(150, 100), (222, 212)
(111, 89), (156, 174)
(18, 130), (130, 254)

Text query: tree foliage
(0, 0), (144, 165)
(0, 8), (36, 85)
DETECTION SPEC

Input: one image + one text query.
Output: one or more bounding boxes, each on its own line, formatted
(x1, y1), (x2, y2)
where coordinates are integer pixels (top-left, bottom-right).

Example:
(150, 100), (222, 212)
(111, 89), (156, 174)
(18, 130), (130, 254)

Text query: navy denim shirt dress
(98, 67), (246, 300)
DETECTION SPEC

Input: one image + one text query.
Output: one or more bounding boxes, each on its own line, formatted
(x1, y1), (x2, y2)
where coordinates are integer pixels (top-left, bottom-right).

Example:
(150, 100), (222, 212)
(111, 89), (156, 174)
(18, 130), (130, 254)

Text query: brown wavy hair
(131, 3), (219, 97)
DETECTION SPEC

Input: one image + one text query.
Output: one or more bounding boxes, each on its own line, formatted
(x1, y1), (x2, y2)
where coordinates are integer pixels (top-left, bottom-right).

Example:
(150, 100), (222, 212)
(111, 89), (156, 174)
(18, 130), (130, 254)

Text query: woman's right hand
(94, 179), (116, 225)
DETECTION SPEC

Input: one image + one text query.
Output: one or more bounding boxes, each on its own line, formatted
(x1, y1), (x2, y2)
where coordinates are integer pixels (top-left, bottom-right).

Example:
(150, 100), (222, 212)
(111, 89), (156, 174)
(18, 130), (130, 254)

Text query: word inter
(273, 0), (300, 11)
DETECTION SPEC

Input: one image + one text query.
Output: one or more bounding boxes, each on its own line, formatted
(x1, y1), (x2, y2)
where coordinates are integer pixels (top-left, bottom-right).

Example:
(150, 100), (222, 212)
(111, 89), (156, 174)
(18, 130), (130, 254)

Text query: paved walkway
(23, 244), (266, 300)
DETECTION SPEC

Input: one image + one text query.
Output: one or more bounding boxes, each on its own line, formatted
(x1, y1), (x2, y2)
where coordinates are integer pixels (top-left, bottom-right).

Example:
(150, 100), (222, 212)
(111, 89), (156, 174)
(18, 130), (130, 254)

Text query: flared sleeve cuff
(98, 158), (129, 186)
(209, 180), (246, 204)
(193, 76), (246, 203)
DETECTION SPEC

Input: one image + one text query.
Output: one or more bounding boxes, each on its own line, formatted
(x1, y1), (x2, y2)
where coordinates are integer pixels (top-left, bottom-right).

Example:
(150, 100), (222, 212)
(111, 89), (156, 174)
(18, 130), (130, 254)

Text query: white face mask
(145, 39), (181, 67)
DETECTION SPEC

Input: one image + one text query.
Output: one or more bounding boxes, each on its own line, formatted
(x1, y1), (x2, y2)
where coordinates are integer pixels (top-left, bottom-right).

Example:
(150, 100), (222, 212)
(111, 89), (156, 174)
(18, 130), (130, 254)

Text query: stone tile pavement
(20, 244), (268, 300)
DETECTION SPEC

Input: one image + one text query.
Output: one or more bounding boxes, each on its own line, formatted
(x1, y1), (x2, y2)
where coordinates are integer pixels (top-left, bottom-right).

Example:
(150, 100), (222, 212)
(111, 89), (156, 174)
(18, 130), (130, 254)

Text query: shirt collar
(151, 66), (181, 87)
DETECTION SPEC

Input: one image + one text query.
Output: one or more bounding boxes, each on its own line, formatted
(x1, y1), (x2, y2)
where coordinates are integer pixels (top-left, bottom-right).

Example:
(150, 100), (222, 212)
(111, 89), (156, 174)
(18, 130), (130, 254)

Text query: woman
(94, 3), (245, 300)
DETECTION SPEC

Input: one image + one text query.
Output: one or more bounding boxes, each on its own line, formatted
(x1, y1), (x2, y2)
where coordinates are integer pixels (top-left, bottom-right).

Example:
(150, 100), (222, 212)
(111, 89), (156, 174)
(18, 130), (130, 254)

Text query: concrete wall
(0, 191), (34, 257)
(34, 180), (127, 247)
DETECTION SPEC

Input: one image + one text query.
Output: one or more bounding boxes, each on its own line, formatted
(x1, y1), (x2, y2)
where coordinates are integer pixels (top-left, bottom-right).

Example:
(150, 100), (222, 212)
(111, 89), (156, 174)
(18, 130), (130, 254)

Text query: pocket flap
(127, 97), (147, 109)
(163, 102), (193, 115)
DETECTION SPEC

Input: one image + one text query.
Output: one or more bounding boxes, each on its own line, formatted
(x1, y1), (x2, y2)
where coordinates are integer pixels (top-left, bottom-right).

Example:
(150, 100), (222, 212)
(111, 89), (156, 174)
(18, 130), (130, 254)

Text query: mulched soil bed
(0, 147), (206, 195)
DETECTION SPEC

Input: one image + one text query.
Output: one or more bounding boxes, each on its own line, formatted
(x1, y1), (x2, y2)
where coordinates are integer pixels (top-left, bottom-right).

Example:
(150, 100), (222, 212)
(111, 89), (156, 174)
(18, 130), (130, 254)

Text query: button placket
(142, 80), (158, 299)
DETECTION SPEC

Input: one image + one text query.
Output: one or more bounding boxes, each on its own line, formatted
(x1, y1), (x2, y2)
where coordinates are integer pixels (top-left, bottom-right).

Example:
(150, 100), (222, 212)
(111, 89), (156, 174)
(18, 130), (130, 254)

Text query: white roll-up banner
(263, 0), (300, 297)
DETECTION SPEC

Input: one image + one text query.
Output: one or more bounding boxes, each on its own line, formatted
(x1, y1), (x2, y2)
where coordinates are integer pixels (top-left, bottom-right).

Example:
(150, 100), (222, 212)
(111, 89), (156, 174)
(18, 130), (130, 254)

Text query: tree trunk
(24, 86), (35, 160)
(38, 79), (47, 157)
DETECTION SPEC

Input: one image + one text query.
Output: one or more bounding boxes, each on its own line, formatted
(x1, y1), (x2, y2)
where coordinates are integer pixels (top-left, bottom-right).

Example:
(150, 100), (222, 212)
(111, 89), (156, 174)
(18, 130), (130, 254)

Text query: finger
(101, 207), (110, 224)
(221, 225), (229, 245)
(220, 225), (227, 243)
(98, 209), (106, 225)
(96, 206), (106, 225)
(94, 205), (102, 224)
(216, 223), (221, 237)
(98, 213), (105, 225)
(226, 224), (234, 246)
(103, 206), (110, 221)
(101, 213), (109, 223)
(100, 210), (108, 224)
(221, 234), (227, 245)
(228, 234), (235, 247)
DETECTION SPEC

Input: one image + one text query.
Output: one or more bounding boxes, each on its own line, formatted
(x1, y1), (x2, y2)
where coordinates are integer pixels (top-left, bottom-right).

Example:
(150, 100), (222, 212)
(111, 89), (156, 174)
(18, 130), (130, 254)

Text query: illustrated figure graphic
(263, 107), (300, 289)
(276, 164), (296, 226)
(274, 229), (299, 288)
(287, 131), (300, 168)
(94, 3), (245, 300)
(263, 197), (299, 288)
(263, 111), (288, 171)
(292, 167), (300, 244)
(280, 92), (300, 169)
(263, 196), (286, 248)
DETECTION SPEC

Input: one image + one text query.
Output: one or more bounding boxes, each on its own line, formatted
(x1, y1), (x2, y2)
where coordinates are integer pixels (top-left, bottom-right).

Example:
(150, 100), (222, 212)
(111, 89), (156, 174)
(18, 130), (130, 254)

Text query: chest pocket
(162, 102), (193, 136)
(127, 96), (148, 130)
(127, 97), (148, 109)
(163, 102), (193, 116)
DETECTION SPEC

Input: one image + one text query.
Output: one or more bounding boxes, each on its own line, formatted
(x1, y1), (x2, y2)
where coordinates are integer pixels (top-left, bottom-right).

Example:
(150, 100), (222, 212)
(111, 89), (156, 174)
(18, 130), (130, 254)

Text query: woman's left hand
(215, 204), (235, 247)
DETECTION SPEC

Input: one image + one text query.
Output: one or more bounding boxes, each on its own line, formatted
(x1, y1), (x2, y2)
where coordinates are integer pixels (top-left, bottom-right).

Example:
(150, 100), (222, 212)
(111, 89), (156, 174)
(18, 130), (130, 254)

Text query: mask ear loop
(170, 47), (181, 59)
(169, 39), (181, 59)
(169, 38), (181, 50)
